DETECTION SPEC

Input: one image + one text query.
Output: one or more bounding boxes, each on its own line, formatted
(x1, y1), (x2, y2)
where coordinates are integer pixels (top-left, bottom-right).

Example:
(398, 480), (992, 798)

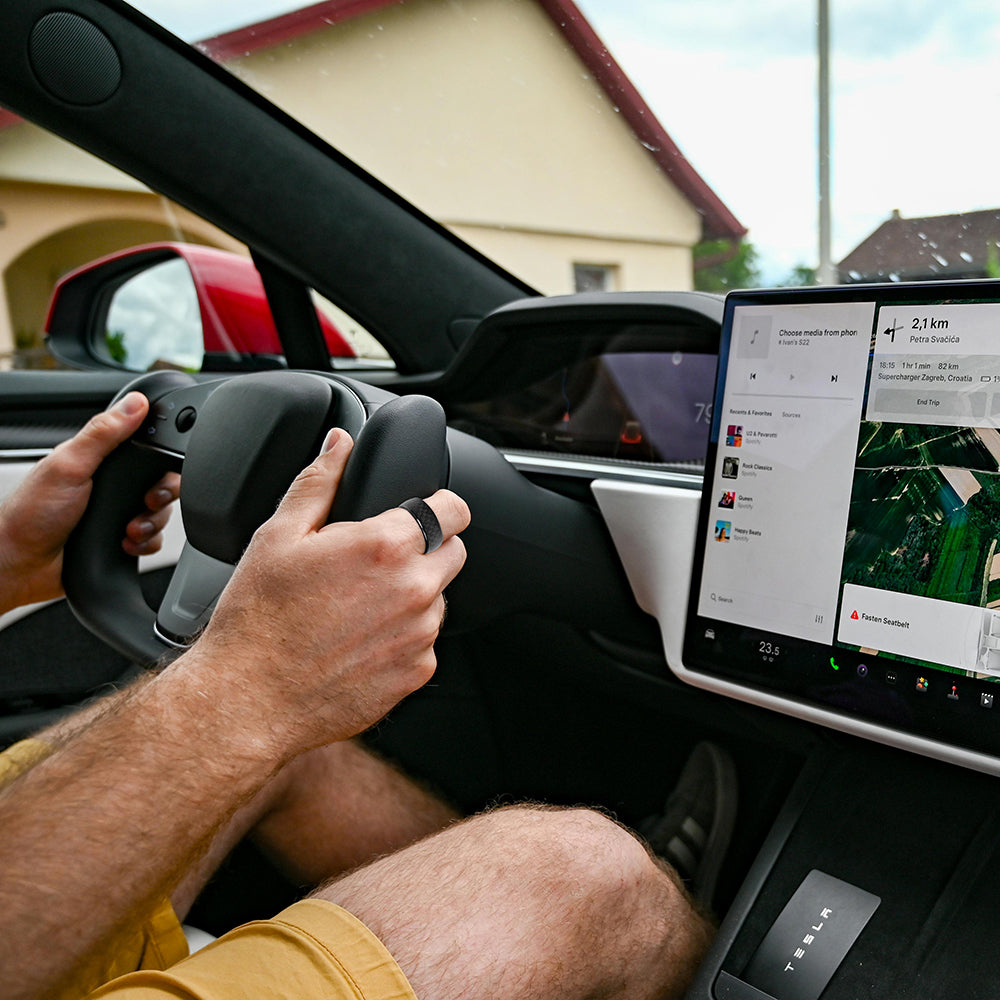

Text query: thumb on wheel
(272, 428), (354, 532)
(51, 392), (149, 486)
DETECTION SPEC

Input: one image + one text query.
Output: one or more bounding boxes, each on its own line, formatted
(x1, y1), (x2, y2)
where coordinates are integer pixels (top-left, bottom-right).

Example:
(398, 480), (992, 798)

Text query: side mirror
(45, 242), (356, 372)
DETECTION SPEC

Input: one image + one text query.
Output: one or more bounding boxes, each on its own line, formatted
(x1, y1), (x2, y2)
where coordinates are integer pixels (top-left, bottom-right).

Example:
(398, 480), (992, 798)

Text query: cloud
(833, 0), (1000, 60)
(578, 0), (812, 62)
(580, 0), (1000, 63)
(577, 0), (1000, 277)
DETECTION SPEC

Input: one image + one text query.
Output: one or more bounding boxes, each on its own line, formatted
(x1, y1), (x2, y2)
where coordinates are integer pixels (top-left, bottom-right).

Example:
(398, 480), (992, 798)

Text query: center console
(684, 734), (1000, 999)
(592, 279), (1000, 999)
(677, 280), (1000, 999)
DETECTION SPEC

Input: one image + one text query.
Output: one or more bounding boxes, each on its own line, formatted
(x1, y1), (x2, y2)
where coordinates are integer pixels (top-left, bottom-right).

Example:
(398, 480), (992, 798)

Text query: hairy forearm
(0, 433), (470, 999)
(0, 650), (287, 1000)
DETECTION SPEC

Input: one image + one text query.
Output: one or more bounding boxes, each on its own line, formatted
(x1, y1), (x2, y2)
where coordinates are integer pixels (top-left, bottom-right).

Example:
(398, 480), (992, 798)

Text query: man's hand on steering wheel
(0, 392), (180, 616)
(184, 427), (472, 758)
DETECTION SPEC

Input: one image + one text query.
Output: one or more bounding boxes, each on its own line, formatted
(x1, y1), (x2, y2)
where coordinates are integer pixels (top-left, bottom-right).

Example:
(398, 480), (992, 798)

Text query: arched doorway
(2, 202), (240, 368)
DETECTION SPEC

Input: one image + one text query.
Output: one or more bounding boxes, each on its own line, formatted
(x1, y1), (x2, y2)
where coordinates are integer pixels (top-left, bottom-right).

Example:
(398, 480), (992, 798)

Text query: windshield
(122, 0), (1000, 293)
(2, 0), (997, 369)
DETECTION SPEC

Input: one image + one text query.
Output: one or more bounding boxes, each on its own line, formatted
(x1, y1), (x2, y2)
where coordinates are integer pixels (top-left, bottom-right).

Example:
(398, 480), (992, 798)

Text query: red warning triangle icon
(850, 610), (859, 620)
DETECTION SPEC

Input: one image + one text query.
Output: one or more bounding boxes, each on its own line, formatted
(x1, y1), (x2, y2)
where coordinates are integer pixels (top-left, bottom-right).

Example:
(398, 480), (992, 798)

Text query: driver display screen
(683, 281), (1000, 757)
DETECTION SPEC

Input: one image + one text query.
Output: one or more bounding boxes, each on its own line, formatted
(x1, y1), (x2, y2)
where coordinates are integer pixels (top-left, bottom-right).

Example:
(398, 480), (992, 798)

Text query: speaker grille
(29, 12), (122, 106)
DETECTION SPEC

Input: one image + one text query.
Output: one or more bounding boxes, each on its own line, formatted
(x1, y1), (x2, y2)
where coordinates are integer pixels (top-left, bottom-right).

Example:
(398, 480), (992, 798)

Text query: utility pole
(817, 0), (836, 284)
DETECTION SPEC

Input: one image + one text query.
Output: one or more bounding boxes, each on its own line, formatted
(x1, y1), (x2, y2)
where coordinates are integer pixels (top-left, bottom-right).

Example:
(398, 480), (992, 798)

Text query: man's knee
(326, 802), (668, 913)
(322, 803), (712, 1000)
(463, 804), (672, 908)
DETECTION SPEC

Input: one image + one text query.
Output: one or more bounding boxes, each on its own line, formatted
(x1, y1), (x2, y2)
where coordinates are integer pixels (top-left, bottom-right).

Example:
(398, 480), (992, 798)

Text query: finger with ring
(398, 497), (444, 554)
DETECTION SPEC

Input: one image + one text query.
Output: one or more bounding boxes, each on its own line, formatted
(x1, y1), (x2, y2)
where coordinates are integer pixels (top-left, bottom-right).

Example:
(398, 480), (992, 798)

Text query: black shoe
(639, 741), (738, 909)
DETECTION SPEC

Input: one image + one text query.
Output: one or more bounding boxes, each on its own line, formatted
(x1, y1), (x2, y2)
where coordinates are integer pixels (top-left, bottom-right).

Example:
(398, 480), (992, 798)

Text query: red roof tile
(839, 208), (1000, 283)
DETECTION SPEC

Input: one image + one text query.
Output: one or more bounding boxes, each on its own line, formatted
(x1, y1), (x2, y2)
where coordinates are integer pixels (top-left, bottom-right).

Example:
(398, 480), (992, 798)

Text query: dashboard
(449, 348), (717, 467)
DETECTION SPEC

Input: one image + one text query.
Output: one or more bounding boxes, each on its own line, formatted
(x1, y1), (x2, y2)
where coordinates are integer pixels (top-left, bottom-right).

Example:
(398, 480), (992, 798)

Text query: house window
(573, 263), (618, 293)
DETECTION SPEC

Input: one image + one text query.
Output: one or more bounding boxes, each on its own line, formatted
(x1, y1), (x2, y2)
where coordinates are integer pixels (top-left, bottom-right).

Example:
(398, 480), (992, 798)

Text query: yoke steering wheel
(62, 370), (449, 668)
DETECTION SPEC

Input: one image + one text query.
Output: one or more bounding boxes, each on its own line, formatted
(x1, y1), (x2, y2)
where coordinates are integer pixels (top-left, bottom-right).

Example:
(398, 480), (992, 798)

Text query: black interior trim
(428, 290), (723, 402)
(250, 250), (331, 372)
(0, 371), (132, 448)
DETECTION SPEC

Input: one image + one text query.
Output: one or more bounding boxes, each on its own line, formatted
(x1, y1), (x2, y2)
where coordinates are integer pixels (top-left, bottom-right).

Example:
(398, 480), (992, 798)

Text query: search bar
(701, 585), (825, 635)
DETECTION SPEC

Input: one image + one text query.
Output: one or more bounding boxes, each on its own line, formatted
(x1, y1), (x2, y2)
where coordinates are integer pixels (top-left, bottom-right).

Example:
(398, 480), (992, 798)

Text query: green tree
(985, 243), (1000, 279)
(105, 329), (128, 365)
(692, 239), (761, 292)
(779, 264), (817, 286)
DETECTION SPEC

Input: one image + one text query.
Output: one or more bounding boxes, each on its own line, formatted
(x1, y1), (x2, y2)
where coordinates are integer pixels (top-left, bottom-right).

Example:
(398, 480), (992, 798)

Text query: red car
(46, 242), (356, 371)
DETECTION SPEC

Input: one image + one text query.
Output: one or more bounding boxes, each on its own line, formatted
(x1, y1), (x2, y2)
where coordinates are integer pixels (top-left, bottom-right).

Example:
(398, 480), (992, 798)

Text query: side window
(0, 118), (244, 371)
(0, 119), (390, 373)
(310, 292), (392, 365)
(70, 246), (392, 374)
(573, 263), (619, 293)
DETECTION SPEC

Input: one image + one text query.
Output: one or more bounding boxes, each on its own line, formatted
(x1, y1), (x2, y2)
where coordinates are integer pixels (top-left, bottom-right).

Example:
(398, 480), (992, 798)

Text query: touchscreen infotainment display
(683, 281), (1000, 759)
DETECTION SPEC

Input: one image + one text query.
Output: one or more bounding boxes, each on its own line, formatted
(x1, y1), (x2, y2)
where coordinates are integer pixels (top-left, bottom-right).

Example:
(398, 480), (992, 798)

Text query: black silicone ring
(398, 497), (444, 554)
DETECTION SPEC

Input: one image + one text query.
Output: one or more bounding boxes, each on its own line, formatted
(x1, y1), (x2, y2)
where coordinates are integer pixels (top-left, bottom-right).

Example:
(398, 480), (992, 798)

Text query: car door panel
(0, 371), (133, 448)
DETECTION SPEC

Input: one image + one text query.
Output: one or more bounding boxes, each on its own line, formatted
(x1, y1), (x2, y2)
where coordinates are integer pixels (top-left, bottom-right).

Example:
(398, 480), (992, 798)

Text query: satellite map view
(844, 422), (1000, 609)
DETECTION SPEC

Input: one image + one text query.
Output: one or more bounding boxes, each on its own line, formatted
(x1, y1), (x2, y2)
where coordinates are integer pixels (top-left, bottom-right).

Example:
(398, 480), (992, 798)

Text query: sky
(573, 0), (1000, 281)
(130, 0), (1000, 283)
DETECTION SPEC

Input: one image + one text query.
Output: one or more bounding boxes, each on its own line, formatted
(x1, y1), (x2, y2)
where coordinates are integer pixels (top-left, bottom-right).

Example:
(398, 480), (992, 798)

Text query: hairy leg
(320, 804), (714, 1000)
(168, 740), (458, 915)
(249, 739), (460, 887)
(33, 692), (458, 917)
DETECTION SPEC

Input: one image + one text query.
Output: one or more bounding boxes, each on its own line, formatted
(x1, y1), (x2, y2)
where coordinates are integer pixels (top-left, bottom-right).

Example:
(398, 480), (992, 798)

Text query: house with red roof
(0, 0), (743, 364)
(839, 208), (1000, 284)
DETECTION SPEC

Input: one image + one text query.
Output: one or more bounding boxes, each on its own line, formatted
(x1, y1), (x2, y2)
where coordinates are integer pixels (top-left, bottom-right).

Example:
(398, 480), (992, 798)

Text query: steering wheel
(62, 370), (449, 668)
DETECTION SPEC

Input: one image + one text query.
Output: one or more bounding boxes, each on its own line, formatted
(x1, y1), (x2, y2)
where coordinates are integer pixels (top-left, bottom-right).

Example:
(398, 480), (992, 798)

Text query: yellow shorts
(1, 739), (417, 1000)
(87, 899), (417, 1000)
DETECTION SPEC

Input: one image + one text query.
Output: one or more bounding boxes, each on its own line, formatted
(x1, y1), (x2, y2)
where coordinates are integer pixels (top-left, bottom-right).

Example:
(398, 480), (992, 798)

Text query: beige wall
(0, 176), (240, 362)
(0, 123), (145, 191)
(451, 223), (694, 294)
(228, 0), (700, 290)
